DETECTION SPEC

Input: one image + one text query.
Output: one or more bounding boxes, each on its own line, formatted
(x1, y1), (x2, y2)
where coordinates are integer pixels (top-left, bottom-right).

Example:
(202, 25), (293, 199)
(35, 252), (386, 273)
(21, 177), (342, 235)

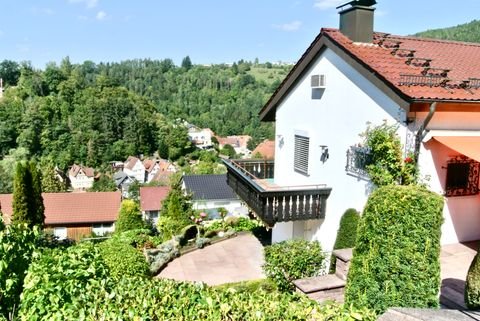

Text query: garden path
(158, 233), (265, 286)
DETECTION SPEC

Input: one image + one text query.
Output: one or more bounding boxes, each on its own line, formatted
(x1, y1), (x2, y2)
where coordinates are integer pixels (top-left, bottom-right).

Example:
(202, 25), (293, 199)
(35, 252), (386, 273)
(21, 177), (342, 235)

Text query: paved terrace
(158, 233), (265, 286)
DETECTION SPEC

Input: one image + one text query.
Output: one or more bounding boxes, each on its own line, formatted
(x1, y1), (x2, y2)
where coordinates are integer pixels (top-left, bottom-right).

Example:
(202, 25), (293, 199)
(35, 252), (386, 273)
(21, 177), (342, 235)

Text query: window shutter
(294, 135), (309, 175)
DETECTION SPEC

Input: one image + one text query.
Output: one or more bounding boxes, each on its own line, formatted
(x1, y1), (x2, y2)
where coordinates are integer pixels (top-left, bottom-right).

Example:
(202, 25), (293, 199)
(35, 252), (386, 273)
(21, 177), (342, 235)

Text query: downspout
(414, 102), (437, 163)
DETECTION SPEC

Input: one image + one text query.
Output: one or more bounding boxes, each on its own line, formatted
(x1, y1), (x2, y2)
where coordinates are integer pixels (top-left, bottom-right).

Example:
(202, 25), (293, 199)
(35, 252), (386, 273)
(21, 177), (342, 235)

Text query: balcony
(223, 159), (332, 227)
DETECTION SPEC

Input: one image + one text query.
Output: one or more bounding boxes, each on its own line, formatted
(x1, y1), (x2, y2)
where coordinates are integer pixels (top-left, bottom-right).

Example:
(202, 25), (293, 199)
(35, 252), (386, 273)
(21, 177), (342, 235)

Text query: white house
(68, 164), (95, 190)
(224, 1), (480, 251)
(188, 127), (214, 149)
(182, 174), (248, 219)
(143, 159), (161, 183)
(124, 156), (146, 183)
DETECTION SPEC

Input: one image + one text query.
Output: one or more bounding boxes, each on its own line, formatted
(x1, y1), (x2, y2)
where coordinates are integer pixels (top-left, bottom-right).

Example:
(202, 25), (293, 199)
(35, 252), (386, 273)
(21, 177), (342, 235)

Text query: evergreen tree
(115, 200), (146, 233)
(41, 164), (66, 192)
(181, 56), (192, 70)
(29, 161), (45, 226)
(11, 161), (45, 227)
(12, 162), (33, 226)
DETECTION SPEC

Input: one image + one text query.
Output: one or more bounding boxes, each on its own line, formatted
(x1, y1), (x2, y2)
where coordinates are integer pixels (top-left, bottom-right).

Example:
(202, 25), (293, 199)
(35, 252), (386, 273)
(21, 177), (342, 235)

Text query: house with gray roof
(181, 174), (248, 219)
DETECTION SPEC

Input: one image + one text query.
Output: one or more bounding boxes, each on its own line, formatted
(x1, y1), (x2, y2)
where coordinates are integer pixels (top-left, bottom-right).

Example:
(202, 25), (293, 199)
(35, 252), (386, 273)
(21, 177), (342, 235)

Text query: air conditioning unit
(311, 74), (326, 88)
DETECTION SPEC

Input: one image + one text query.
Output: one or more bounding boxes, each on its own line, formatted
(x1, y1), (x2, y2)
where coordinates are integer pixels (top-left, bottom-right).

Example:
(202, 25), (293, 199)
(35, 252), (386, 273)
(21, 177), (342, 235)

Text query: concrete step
(293, 274), (346, 303)
(440, 285), (467, 310)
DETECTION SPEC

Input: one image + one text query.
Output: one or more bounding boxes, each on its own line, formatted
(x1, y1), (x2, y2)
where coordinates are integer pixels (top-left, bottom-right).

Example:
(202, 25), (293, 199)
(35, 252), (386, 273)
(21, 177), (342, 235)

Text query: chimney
(337, 0), (376, 43)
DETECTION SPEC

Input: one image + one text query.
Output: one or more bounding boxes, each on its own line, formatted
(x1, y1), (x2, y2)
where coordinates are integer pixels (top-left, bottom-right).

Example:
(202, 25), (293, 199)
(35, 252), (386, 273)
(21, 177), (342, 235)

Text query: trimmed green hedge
(264, 239), (325, 292)
(465, 251), (480, 308)
(330, 208), (360, 272)
(99, 238), (150, 280)
(345, 185), (444, 313)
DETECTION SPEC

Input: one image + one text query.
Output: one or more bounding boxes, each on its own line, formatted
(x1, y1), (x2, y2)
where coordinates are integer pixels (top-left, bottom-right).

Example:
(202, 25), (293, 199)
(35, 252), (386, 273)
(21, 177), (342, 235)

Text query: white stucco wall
(124, 161), (146, 183)
(416, 113), (480, 244)
(272, 48), (408, 251)
(69, 173), (94, 190)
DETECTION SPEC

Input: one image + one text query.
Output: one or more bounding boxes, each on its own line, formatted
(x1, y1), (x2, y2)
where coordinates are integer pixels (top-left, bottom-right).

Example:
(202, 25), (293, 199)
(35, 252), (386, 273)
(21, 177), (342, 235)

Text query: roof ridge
(387, 33), (480, 48)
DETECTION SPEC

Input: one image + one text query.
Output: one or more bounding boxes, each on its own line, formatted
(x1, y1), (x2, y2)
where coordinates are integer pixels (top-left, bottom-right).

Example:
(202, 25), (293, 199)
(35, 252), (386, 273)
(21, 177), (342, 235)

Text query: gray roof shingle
(182, 174), (238, 201)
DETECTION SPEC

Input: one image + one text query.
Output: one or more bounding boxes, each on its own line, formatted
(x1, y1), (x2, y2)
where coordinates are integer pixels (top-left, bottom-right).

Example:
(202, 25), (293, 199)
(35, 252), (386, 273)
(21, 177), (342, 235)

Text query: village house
(224, 0), (480, 251)
(143, 159), (161, 183)
(187, 127), (214, 149)
(124, 156), (146, 182)
(139, 186), (171, 225)
(251, 139), (275, 160)
(182, 174), (248, 219)
(216, 135), (252, 157)
(0, 191), (121, 240)
(68, 164), (95, 190)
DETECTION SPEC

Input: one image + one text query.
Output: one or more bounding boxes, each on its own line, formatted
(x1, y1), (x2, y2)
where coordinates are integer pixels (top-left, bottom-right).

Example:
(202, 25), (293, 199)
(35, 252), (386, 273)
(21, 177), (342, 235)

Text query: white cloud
(273, 20), (302, 32)
(68, 0), (98, 9)
(313, 0), (343, 10)
(96, 10), (107, 20)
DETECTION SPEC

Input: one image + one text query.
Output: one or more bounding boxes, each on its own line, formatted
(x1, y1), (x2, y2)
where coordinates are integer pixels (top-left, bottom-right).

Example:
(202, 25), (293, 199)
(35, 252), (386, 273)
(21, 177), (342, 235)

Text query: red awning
(433, 136), (480, 162)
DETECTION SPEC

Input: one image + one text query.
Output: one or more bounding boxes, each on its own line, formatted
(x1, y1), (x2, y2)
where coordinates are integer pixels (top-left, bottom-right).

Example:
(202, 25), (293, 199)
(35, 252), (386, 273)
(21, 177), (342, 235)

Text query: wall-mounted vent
(311, 74), (326, 88)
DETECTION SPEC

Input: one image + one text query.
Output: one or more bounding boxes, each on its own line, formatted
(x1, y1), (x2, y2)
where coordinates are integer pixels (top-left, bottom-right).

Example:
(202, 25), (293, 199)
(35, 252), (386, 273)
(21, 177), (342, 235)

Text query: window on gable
(445, 156), (480, 197)
(345, 146), (371, 179)
(294, 135), (309, 175)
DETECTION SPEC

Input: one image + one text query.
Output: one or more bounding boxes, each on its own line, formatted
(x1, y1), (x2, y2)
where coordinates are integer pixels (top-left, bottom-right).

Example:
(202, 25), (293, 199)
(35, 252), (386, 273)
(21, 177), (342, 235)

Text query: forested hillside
(415, 19), (480, 43)
(0, 58), (287, 169)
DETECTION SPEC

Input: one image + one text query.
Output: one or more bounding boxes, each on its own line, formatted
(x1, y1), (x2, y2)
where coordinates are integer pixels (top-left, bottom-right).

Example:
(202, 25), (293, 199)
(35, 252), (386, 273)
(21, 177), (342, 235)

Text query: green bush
(99, 238), (150, 280)
(157, 215), (189, 242)
(0, 224), (39, 319)
(330, 208), (360, 272)
(111, 228), (160, 249)
(263, 239), (325, 292)
(19, 243), (112, 320)
(115, 199), (146, 233)
(465, 252), (480, 308)
(345, 185), (444, 313)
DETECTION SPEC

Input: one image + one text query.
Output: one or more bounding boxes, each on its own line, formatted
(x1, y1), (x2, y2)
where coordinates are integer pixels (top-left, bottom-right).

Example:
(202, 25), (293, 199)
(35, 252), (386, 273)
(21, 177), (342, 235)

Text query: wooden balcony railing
(223, 159), (332, 227)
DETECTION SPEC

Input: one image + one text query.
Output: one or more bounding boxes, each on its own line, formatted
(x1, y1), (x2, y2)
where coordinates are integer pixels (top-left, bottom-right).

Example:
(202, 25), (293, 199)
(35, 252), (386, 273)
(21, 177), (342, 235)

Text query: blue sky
(0, 0), (479, 68)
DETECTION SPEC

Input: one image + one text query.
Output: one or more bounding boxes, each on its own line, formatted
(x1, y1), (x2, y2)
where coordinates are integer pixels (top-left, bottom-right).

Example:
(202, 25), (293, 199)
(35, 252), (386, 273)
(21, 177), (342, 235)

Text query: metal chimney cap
(336, 0), (377, 10)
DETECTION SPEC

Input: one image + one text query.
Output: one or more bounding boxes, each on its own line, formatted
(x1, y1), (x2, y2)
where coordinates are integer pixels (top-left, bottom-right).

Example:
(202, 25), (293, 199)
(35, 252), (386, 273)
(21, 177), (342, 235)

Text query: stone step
(440, 286), (467, 310)
(293, 274), (346, 303)
(379, 308), (480, 321)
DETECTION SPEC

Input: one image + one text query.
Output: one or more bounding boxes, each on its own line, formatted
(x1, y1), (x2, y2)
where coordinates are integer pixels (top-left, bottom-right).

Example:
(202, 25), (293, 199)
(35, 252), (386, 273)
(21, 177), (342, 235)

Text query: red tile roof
(252, 140), (275, 160)
(124, 156), (141, 170)
(139, 186), (171, 211)
(143, 159), (158, 173)
(261, 28), (480, 120)
(69, 164), (94, 178)
(0, 192), (121, 225)
(323, 28), (480, 101)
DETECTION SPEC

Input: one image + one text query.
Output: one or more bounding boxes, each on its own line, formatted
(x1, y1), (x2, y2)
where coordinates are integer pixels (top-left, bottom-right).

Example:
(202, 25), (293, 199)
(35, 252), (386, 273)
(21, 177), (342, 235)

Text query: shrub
(263, 239), (325, 292)
(111, 228), (157, 248)
(115, 200), (146, 233)
(19, 243), (112, 320)
(99, 238), (150, 280)
(330, 208), (360, 272)
(465, 251), (480, 308)
(157, 215), (188, 242)
(0, 224), (39, 319)
(345, 185), (444, 314)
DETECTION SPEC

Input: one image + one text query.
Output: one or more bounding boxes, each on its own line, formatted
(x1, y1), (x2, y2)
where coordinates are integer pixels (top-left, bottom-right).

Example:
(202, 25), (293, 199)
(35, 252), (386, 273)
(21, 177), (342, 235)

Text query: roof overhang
(259, 30), (412, 122)
(428, 134), (480, 163)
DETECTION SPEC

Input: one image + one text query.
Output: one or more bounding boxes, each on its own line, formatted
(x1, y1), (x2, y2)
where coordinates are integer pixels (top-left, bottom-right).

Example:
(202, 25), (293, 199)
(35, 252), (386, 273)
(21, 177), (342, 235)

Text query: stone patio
(158, 233), (265, 286)
(440, 241), (478, 309)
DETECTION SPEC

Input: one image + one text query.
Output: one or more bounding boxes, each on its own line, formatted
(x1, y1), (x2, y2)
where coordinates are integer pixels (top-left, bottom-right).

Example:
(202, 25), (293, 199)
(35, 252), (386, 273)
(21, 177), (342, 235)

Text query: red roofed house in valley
(252, 140), (275, 160)
(139, 186), (171, 224)
(68, 164), (95, 190)
(223, 1), (480, 251)
(0, 192), (121, 240)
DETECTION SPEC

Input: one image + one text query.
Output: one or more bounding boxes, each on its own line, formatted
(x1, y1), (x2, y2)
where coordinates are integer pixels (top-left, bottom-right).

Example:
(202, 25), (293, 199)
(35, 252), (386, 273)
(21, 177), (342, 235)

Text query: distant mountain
(415, 19), (480, 43)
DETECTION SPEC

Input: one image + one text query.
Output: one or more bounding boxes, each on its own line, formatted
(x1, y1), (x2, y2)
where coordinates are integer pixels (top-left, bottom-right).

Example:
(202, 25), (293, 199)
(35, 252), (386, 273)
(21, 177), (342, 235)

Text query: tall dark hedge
(344, 185), (444, 314)
(330, 208), (360, 272)
(465, 251), (480, 309)
(12, 161), (44, 228)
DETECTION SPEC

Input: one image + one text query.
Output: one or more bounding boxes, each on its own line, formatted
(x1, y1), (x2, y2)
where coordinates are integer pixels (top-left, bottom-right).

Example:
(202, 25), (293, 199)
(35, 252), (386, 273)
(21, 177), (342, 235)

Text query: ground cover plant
(345, 185), (444, 313)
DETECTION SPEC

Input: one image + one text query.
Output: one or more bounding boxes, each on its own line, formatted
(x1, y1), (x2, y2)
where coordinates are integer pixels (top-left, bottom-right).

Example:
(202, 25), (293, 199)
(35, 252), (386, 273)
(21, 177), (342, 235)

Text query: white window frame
(53, 227), (67, 240)
(92, 223), (114, 236)
(294, 134), (310, 175)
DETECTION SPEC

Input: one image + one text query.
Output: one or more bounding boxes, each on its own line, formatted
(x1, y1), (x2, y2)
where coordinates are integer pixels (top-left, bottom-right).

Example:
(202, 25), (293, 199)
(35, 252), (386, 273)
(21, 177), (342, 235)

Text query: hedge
(115, 200), (146, 233)
(465, 251), (480, 308)
(344, 185), (444, 313)
(263, 239), (325, 292)
(99, 238), (150, 280)
(330, 208), (360, 272)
